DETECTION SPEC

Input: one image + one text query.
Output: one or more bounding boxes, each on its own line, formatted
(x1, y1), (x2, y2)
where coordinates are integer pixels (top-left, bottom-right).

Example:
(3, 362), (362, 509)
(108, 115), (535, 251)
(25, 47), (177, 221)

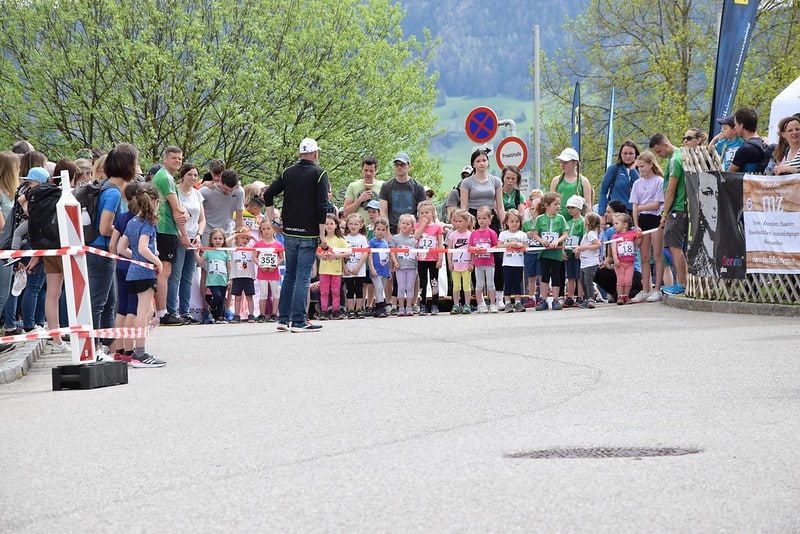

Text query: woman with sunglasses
(682, 128), (707, 148)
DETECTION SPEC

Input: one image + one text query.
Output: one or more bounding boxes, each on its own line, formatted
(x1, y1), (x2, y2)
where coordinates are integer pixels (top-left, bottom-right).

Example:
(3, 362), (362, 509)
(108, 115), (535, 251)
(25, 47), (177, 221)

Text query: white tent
(768, 75), (800, 144)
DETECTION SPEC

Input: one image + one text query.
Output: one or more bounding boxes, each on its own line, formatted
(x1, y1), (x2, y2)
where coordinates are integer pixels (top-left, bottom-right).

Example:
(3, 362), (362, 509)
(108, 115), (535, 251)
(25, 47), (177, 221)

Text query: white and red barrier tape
(0, 245), (155, 270)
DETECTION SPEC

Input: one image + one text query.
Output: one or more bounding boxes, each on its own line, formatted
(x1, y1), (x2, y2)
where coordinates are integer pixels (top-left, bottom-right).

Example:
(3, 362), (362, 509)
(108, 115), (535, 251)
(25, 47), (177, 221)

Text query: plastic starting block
(52, 361), (128, 391)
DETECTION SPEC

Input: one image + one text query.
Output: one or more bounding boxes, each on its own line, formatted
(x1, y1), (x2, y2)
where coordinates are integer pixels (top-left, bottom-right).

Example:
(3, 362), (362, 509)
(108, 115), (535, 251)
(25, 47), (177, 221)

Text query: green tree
(538, 0), (800, 185)
(0, 0), (441, 199)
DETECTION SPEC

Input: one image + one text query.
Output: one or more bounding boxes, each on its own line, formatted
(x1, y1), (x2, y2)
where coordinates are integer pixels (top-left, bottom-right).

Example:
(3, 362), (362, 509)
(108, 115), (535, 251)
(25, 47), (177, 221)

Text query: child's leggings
(395, 268), (416, 300)
(319, 274), (342, 311)
(207, 285), (227, 318)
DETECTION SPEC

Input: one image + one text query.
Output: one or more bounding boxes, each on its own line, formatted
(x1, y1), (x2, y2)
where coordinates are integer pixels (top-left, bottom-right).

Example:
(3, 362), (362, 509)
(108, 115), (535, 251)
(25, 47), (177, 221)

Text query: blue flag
(571, 82), (580, 159)
(709, 0), (759, 137)
(606, 86), (615, 169)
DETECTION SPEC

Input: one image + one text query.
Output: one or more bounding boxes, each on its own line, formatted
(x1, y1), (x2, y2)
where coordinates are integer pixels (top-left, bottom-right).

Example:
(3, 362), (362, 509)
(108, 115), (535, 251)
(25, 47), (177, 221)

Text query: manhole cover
(505, 447), (702, 459)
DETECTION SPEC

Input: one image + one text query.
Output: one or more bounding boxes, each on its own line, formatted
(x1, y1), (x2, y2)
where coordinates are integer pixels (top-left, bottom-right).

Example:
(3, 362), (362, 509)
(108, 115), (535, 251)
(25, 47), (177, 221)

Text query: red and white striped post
(57, 170), (95, 363)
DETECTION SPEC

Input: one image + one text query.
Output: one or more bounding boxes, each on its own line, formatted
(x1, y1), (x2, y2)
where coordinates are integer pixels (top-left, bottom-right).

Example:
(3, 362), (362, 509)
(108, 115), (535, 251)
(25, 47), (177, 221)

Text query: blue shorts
(524, 252), (540, 279)
(565, 257), (581, 279)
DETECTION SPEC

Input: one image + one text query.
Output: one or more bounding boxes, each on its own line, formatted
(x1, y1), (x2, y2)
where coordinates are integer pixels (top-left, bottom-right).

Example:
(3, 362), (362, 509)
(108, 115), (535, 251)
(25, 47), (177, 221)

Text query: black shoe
(159, 313), (186, 326)
(181, 313), (200, 324)
(0, 343), (15, 356)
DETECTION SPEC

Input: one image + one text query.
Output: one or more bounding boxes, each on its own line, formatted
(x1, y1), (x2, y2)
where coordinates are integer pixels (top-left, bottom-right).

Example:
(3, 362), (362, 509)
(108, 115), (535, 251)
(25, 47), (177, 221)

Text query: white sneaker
(11, 269), (26, 297)
(489, 304), (499, 313)
(646, 290), (663, 302)
(630, 291), (647, 303)
(496, 301), (506, 311)
(50, 341), (71, 354)
(477, 303), (488, 314)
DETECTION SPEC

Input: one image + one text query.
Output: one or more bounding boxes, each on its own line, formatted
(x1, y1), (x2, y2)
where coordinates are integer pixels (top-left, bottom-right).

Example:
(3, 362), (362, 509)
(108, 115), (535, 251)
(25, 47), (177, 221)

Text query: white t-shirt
(344, 233), (369, 278)
(498, 230), (526, 267)
(579, 230), (601, 267)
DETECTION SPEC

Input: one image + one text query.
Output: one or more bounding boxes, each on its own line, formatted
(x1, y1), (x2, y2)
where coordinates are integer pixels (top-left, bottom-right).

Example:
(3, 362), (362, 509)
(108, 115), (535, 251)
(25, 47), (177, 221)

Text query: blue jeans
(21, 261), (45, 329)
(278, 235), (317, 324)
(87, 250), (116, 330)
(168, 244), (197, 315)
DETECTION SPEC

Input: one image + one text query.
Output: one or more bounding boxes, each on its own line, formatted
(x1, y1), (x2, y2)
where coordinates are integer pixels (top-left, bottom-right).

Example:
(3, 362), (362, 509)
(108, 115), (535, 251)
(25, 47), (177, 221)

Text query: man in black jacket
(263, 138), (329, 332)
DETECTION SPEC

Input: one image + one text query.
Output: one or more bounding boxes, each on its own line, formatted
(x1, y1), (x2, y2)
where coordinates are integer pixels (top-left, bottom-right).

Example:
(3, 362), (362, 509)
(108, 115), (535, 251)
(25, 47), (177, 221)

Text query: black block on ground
(52, 361), (128, 391)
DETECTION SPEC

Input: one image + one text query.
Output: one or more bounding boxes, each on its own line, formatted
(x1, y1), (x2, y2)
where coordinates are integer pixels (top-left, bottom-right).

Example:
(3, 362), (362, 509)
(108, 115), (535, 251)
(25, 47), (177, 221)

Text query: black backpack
(74, 180), (118, 243)
(26, 183), (62, 249)
(746, 138), (772, 174)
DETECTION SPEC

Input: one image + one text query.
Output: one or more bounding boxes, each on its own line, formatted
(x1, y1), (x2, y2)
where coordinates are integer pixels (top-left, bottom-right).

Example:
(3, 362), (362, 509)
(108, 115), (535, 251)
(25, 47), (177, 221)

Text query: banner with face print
(743, 174), (800, 273)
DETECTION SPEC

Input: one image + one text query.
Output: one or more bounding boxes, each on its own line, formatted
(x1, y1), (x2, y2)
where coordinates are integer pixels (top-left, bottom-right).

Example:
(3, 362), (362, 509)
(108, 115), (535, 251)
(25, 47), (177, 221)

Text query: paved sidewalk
(0, 340), (45, 385)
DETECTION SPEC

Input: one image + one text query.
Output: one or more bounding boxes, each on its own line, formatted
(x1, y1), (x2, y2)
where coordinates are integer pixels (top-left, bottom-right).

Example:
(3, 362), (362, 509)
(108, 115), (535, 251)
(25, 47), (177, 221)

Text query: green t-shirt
(152, 167), (178, 235)
(564, 217), (585, 259)
(203, 249), (230, 287)
(665, 150), (686, 212)
(533, 213), (568, 261)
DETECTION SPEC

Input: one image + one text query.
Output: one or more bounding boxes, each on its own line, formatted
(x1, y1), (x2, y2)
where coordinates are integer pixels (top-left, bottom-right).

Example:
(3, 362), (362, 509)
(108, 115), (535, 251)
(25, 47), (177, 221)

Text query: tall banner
(709, 0), (759, 137)
(571, 82), (580, 159)
(605, 86), (615, 169)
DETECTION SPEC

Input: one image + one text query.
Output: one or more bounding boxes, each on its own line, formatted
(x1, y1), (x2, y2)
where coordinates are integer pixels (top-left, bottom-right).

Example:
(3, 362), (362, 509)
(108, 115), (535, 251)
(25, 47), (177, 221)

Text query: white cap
(299, 137), (319, 154)
(556, 148), (580, 162)
(565, 195), (585, 210)
(461, 165), (474, 176)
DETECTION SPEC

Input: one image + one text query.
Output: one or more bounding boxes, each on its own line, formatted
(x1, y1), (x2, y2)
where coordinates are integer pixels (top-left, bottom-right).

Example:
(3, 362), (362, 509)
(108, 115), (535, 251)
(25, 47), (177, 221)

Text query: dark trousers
(593, 267), (643, 301)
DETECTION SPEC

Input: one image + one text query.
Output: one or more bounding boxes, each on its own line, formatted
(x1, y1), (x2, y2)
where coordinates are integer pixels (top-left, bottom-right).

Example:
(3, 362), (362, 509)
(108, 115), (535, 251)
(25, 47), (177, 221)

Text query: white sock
(158, 309), (167, 318)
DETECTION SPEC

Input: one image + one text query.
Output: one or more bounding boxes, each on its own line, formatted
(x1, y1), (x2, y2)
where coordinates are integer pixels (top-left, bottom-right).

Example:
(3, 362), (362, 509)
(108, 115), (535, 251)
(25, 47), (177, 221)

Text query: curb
(662, 294), (800, 317)
(0, 340), (46, 385)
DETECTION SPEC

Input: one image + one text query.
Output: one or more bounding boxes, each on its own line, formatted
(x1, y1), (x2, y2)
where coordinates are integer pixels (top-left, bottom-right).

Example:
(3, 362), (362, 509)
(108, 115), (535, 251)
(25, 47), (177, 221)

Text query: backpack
(74, 180), (118, 243)
(746, 137), (772, 174)
(26, 183), (62, 249)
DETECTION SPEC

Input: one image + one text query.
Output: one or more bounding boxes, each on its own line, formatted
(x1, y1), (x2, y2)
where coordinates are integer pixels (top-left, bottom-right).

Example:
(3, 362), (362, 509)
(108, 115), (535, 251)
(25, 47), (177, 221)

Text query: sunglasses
(683, 135), (697, 141)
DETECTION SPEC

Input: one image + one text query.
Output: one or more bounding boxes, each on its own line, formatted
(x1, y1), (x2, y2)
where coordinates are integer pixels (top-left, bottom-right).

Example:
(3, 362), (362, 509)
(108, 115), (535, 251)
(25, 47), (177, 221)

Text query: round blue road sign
(465, 106), (498, 144)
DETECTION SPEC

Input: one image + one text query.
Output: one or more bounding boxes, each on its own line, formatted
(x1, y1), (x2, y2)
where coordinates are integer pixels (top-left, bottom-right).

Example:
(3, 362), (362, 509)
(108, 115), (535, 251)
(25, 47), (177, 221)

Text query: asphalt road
(1, 303), (799, 532)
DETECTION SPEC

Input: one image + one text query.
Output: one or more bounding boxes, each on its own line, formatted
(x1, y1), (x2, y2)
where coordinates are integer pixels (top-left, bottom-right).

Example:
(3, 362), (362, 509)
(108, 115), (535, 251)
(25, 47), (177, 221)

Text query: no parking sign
(464, 106), (498, 144)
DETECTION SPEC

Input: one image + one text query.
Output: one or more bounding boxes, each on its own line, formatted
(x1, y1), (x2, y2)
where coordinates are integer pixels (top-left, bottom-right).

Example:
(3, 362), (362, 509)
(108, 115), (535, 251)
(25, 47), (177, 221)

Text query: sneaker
(0, 343), (16, 356)
(505, 304), (515, 313)
(347, 310), (356, 319)
(577, 300), (588, 309)
(130, 353), (166, 368)
(419, 307), (428, 316)
(202, 310), (214, 324)
(450, 304), (461, 315)
(320, 310), (330, 321)
(430, 305), (439, 315)
(587, 299), (596, 309)
(268, 314), (278, 323)
(377, 307), (388, 318)
(11, 269), (26, 297)
(551, 301), (563, 310)
(647, 290), (663, 302)
(411, 304), (420, 315)
(523, 299), (537, 309)
(290, 322), (322, 333)
(405, 308), (415, 316)
(660, 284), (677, 294)
(214, 318), (228, 324)
(390, 305), (398, 316)
(276, 321), (290, 332)
(514, 302), (525, 312)
(496, 301), (506, 311)
(662, 284), (685, 295)
(160, 313), (186, 326)
(477, 303), (488, 314)
(231, 314), (241, 323)
(355, 310), (365, 319)
(461, 304), (472, 314)
(4, 258), (20, 267)
(385, 303), (394, 315)
(247, 314), (256, 323)
(489, 304), (499, 313)
(224, 310), (235, 322)
(630, 291), (647, 303)
(181, 313), (201, 324)
(50, 341), (71, 354)
(617, 297), (625, 305)
(563, 297), (575, 308)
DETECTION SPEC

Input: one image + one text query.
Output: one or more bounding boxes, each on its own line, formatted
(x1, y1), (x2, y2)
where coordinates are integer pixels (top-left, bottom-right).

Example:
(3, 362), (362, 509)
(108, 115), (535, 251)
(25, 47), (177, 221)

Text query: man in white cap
(444, 165), (473, 222)
(262, 137), (329, 332)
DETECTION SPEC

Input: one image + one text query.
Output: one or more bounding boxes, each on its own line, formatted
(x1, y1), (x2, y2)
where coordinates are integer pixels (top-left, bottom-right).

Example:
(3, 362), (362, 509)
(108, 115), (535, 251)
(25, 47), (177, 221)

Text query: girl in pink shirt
(414, 201), (444, 315)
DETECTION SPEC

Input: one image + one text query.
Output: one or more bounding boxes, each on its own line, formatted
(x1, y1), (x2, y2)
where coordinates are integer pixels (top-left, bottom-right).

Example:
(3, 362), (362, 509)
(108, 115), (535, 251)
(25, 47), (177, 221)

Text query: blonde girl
(389, 213), (418, 316)
(610, 212), (639, 305)
(468, 205), (498, 313)
(631, 150), (665, 301)
(498, 209), (527, 311)
(447, 209), (474, 314)
(117, 184), (166, 367)
(531, 192), (568, 311)
(317, 213), (348, 319)
(343, 213), (369, 318)
(254, 219), (284, 321)
(574, 212), (603, 308)
(195, 228), (232, 322)
(414, 200), (444, 314)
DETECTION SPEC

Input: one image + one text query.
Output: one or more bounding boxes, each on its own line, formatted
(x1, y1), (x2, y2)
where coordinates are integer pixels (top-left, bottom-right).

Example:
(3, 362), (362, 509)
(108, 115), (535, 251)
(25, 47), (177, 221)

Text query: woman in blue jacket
(597, 140), (640, 215)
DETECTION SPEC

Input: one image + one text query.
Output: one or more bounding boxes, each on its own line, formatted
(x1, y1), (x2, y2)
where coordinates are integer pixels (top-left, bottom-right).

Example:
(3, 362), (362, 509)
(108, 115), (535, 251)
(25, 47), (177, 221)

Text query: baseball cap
(299, 137), (319, 154)
(147, 164), (162, 179)
(716, 115), (735, 127)
(365, 200), (381, 211)
(566, 195), (585, 210)
(461, 165), (474, 176)
(393, 152), (411, 164)
(22, 167), (49, 183)
(556, 148), (580, 162)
